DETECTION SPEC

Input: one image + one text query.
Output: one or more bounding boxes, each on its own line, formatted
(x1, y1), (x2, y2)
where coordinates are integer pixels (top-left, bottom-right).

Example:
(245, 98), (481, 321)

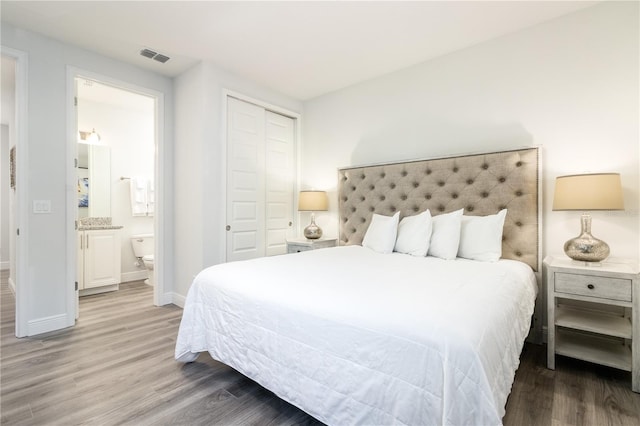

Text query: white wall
(302, 2), (639, 262)
(173, 60), (303, 302)
(1, 23), (174, 335)
(78, 98), (155, 281)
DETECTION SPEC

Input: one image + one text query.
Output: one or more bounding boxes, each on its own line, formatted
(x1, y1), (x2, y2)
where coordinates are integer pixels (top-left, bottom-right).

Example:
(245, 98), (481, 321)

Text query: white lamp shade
(298, 191), (328, 211)
(553, 173), (624, 211)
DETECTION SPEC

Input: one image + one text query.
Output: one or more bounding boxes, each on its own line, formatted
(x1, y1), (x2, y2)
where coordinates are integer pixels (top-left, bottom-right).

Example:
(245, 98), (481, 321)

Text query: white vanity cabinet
(77, 229), (121, 294)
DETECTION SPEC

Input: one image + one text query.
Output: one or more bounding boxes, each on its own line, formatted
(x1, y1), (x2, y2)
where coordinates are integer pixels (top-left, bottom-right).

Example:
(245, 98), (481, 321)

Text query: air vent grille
(140, 48), (157, 59)
(139, 48), (170, 64)
(153, 54), (170, 64)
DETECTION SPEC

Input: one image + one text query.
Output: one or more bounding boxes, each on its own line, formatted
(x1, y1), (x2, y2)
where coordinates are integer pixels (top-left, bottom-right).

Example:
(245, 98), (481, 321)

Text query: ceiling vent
(139, 48), (170, 63)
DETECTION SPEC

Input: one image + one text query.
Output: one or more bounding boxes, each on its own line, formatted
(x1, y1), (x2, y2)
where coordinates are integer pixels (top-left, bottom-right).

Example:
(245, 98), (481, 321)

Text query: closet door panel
(226, 98), (266, 262)
(265, 111), (295, 256)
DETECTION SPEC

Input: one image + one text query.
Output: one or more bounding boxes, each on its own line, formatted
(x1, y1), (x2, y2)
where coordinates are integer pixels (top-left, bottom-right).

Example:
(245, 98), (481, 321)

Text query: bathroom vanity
(77, 218), (122, 296)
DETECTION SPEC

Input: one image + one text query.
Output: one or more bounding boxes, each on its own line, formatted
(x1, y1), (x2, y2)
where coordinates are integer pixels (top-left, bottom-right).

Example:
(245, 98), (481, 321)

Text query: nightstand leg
(633, 280), (639, 392)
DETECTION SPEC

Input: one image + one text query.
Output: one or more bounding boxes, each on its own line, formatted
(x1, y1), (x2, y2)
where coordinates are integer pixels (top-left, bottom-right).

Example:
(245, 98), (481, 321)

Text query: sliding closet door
(226, 98), (266, 262)
(226, 97), (295, 262)
(265, 111), (295, 256)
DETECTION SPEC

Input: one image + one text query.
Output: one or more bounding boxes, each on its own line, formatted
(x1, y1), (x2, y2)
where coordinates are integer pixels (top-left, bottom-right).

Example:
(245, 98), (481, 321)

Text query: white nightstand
(286, 238), (337, 254)
(545, 255), (639, 392)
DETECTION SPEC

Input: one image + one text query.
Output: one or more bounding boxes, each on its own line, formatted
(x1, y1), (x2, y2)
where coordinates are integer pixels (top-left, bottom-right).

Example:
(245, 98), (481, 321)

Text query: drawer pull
(587, 284), (595, 290)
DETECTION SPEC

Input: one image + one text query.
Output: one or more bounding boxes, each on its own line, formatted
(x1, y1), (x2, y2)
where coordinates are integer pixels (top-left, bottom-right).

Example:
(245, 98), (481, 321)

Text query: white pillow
(394, 210), (433, 256)
(458, 209), (507, 262)
(362, 212), (400, 254)
(427, 208), (463, 260)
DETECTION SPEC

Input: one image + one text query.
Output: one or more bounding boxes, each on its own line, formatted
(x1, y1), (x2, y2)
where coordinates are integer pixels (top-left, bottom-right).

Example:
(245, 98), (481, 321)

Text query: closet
(226, 97), (296, 262)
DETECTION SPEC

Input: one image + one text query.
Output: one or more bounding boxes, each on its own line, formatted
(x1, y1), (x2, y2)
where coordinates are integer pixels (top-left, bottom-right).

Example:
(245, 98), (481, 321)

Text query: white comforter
(175, 245), (537, 425)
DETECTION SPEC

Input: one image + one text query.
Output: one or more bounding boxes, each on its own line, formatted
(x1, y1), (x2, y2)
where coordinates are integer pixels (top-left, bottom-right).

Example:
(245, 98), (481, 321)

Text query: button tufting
(351, 185), (356, 190)
(369, 185), (375, 190)
(369, 206), (375, 212)
(425, 194), (432, 200)
(360, 196), (366, 201)
(438, 181), (445, 187)
(342, 196), (348, 201)
(516, 221), (522, 227)
(426, 169), (432, 175)
(351, 207), (356, 212)
(453, 167), (459, 173)
(516, 161), (523, 167)
(499, 205), (506, 210)
(481, 192), (489, 198)
(401, 195), (407, 200)
(360, 174), (365, 179)
(380, 195), (386, 201)
(390, 183), (396, 189)
(498, 177), (505, 183)
(438, 206), (445, 212)
(482, 164), (489, 170)
(413, 206), (419, 212)
(467, 206), (474, 212)
(516, 191), (523, 196)
(381, 172), (386, 178)
(360, 217), (366, 223)
(467, 179), (474, 185)
(413, 182), (419, 188)
(401, 171), (408, 177)
(390, 206), (396, 212)
(515, 251), (522, 257)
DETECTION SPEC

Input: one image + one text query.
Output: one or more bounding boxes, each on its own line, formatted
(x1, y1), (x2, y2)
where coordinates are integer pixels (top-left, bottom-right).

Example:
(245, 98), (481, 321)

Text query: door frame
(1, 46), (29, 337)
(220, 90), (302, 263)
(66, 67), (166, 322)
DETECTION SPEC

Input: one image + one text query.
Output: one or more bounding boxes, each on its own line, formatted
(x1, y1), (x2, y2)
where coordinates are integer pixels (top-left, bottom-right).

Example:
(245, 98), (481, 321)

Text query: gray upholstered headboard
(338, 147), (540, 271)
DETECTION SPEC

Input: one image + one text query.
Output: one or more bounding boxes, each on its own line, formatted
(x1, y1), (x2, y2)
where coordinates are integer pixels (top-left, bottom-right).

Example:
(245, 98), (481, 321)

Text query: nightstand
(545, 255), (639, 392)
(286, 238), (337, 253)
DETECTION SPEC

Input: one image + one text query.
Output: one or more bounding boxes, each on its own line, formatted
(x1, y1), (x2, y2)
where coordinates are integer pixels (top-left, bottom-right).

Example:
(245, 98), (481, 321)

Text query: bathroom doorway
(68, 70), (164, 319)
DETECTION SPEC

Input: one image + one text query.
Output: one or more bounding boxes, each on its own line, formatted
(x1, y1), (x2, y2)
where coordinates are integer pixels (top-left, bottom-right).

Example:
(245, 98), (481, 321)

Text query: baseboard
(27, 313), (71, 336)
(0, 261), (9, 270)
(121, 270), (149, 283)
(169, 292), (186, 308)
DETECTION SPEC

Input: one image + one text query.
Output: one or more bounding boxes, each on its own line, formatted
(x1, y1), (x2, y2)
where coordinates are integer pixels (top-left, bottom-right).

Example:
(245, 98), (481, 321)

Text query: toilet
(130, 234), (154, 286)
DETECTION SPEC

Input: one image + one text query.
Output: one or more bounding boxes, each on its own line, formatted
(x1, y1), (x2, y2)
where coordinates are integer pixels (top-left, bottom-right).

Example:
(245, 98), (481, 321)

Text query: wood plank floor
(1, 269), (639, 425)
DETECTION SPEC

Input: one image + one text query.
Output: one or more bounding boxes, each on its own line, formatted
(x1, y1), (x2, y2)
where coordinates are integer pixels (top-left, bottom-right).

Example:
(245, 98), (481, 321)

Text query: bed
(176, 147), (541, 425)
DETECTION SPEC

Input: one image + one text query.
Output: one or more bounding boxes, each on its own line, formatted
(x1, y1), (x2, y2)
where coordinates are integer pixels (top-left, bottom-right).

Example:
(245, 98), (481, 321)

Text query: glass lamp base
(564, 213), (610, 262)
(304, 223), (323, 239)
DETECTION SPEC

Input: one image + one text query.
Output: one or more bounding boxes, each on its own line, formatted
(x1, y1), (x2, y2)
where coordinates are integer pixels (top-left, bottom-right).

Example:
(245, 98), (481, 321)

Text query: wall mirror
(77, 142), (111, 218)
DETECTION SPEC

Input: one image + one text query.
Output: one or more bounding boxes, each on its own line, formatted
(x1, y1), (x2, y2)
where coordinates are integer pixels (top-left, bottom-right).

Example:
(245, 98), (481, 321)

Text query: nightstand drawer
(555, 272), (632, 302)
(287, 245), (311, 254)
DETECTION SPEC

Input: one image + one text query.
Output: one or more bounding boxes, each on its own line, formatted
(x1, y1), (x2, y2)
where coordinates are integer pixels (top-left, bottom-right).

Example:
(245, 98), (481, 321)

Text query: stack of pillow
(361, 208), (507, 262)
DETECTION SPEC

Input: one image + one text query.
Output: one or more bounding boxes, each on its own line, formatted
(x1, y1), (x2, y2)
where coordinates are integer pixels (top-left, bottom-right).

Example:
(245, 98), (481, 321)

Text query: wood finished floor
(1, 269), (639, 425)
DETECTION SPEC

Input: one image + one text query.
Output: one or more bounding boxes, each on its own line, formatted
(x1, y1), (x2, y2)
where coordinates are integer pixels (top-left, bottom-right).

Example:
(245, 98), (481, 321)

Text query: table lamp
(298, 190), (328, 239)
(552, 173), (624, 262)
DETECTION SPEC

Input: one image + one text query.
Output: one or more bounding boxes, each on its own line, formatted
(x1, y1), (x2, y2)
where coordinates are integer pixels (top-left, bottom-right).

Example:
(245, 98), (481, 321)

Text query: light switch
(33, 200), (52, 214)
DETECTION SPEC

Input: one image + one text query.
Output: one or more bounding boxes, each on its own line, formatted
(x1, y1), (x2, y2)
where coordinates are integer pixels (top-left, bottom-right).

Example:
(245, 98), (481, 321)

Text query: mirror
(77, 143), (111, 218)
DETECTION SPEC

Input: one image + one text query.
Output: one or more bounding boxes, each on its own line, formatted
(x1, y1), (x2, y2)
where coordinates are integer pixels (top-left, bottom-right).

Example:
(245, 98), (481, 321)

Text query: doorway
(67, 70), (164, 320)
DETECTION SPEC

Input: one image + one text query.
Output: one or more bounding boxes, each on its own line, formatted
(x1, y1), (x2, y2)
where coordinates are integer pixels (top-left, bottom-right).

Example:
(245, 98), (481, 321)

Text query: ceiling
(1, 1), (598, 100)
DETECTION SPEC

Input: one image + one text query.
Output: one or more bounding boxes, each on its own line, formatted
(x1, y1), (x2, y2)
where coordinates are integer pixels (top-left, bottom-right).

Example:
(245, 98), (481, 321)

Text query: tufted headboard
(338, 147), (540, 271)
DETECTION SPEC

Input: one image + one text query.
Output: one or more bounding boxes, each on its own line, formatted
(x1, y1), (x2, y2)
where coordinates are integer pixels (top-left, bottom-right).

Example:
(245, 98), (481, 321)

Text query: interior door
(265, 111), (295, 256)
(226, 97), (266, 262)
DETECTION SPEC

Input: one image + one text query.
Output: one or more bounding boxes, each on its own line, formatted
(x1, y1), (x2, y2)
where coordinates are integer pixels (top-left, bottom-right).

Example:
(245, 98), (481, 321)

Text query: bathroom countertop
(78, 217), (122, 231)
(79, 225), (124, 231)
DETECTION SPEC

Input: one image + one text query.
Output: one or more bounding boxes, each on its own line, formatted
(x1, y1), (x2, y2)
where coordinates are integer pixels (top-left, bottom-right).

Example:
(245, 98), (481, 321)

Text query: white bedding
(175, 245), (537, 425)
